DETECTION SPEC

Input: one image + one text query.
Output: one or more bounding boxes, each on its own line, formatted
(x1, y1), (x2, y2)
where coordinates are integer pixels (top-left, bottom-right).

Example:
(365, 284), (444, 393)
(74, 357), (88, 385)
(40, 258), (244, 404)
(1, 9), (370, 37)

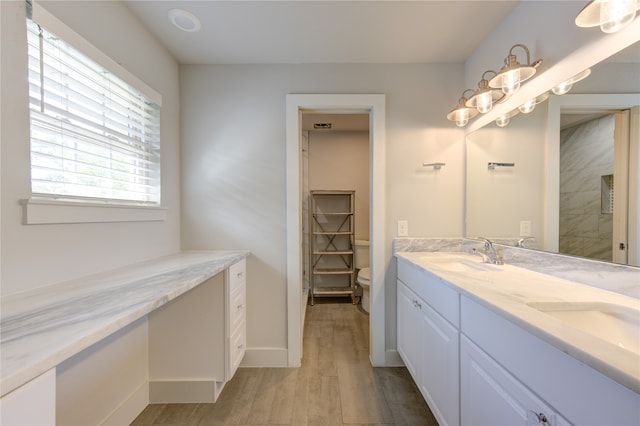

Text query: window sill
(21, 198), (167, 225)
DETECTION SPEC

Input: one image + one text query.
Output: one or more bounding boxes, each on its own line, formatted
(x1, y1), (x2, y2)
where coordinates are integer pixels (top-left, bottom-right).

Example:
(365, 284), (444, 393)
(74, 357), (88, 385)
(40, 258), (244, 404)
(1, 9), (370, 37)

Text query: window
(26, 17), (161, 205)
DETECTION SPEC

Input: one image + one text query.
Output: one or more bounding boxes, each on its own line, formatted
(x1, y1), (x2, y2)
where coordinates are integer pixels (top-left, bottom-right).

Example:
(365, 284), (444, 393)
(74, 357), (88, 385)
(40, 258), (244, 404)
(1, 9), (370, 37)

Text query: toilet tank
(354, 240), (370, 270)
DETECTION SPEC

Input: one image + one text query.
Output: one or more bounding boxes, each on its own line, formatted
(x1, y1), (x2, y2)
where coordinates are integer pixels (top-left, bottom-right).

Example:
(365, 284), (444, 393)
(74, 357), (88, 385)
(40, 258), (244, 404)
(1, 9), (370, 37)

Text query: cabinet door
(461, 336), (570, 426)
(397, 280), (422, 379)
(420, 301), (459, 426)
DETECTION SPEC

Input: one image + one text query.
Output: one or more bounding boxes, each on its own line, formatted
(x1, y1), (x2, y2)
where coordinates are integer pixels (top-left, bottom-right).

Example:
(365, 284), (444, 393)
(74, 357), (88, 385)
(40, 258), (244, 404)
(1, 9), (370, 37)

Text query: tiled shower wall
(559, 114), (614, 261)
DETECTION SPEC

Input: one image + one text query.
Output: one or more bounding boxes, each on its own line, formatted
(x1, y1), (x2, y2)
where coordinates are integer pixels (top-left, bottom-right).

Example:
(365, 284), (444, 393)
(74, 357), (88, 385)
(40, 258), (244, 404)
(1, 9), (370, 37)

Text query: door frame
(285, 94), (386, 366)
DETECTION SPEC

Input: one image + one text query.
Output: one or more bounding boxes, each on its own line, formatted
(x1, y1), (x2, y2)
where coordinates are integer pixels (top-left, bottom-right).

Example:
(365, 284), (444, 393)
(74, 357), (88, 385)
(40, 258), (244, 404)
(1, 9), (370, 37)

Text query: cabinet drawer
(397, 256), (459, 327)
(229, 281), (246, 333)
(228, 326), (245, 378)
(228, 259), (246, 288)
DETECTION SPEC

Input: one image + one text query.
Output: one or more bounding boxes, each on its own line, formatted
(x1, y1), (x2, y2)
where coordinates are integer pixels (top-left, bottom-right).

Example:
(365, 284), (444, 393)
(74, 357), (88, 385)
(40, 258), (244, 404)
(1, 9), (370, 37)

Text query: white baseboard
(384, 349), (405, 367)
(240, 348), (288, 367)
(149, 380), (222, 403)
(103, 380), (149, 426)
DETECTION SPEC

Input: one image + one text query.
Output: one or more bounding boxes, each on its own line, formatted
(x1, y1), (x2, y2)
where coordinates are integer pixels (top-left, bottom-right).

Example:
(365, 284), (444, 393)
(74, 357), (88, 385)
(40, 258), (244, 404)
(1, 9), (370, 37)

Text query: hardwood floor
(131, 300), (437, 425)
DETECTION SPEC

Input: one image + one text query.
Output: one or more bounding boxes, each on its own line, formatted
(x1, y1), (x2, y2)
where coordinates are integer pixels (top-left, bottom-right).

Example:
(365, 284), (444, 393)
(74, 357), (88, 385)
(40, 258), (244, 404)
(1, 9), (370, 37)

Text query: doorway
(285, 94), (386, 367)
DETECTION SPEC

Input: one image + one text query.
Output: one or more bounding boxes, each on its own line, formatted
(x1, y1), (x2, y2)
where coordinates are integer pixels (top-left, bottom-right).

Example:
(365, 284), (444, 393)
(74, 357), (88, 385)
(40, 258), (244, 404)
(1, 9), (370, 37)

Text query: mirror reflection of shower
(559, 110), (631, 264)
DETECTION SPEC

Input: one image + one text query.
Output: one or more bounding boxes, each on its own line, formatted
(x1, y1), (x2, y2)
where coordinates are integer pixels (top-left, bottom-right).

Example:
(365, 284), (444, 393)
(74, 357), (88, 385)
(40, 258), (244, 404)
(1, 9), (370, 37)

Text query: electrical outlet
(397, 220), (409, 237)
(520, 220), (532, 237)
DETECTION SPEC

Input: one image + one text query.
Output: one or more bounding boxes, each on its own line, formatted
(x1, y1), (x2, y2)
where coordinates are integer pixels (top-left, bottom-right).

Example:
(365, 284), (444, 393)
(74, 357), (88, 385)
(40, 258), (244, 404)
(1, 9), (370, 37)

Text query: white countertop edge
(395, 251), (640, 395)
(0, 250), (250, 397)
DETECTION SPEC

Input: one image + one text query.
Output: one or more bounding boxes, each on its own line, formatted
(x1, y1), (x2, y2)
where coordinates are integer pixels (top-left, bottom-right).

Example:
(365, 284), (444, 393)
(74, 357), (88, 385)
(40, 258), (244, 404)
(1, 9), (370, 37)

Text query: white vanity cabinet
(148, 258), (246, 403)
(461, 295), (640, 426)
(397, 257), (460, 426)
(0, 369), (55, 425)
(226, 258), (246, 379)
(460, 335), (570, 426)
(396, 253), (640, 426)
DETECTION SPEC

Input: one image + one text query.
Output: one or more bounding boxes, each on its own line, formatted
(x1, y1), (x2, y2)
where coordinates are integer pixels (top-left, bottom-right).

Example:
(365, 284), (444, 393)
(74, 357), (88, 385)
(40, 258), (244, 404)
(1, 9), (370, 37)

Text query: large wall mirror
(465, 41), (640, 266)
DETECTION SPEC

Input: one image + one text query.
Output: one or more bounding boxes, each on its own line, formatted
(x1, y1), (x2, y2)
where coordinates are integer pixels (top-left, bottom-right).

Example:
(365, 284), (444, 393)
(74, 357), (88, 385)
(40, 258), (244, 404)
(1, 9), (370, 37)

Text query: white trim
(30, 1), (162, 106)
(239, 348), (289, 367)
(21, 198), (167, 224)
(286, 94), (386, 368)
(545, 93), (640, 253)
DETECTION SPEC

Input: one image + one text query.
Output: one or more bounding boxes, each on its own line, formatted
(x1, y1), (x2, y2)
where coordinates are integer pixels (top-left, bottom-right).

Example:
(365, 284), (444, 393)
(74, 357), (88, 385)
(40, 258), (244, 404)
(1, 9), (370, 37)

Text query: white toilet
(354, 240), (370, 313)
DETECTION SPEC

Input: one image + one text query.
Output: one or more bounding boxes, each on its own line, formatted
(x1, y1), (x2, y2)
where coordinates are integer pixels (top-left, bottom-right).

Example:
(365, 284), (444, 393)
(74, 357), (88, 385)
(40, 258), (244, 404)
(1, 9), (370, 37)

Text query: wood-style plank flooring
(131, 300), (437, 425)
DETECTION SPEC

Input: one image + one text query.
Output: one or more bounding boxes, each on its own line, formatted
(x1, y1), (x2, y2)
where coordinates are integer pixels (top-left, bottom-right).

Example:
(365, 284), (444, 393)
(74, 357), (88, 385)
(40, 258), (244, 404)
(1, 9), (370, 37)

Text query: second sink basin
(527, 301), (640, 354)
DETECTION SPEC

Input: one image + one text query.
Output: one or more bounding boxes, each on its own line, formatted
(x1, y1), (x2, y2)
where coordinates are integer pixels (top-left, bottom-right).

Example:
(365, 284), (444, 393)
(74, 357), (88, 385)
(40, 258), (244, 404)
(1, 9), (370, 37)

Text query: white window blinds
(26, 17), (161, 204)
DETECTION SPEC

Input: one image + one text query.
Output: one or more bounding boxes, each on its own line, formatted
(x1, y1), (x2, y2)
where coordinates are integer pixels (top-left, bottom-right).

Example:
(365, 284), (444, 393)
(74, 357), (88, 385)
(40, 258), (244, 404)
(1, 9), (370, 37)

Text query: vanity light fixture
(495, 109), (520, 127)
(488, 44), (543, 95)
(519, 91), (550, 114)
(576, 0), (640, 33)
(168, 9), (202, 32)
(551, 68), (592, 95)
(466, 71), (506, 114)
(446, 89), (479, 127)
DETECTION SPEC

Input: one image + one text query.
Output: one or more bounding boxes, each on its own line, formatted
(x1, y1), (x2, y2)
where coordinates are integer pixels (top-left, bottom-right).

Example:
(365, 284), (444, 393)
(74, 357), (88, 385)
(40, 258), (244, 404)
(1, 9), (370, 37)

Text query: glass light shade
(519, 99), (537, 114)
(456, 116), (469, 127)
(446, 96), (479, 127)
(551, 69), (591, 95)
(552, 81), (573, 95)
(600, 0), (638, 33)
(501, 69), (521, 95)
(476, 91), (494, 113)
(496, 115), (510, 127)
(576, 0), (640, 33)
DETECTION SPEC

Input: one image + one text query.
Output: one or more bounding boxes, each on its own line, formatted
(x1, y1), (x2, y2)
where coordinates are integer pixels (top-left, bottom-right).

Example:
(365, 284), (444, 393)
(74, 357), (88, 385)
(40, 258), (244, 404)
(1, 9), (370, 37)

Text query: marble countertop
(0, 250), (250, 397)
(395, 251), (640, 395)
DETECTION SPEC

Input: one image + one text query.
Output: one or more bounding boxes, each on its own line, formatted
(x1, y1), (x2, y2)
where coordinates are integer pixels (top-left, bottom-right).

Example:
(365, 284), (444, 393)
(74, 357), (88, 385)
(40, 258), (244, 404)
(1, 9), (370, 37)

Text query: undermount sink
(423, 255), (503, 272)
(527, 301), (640, 354)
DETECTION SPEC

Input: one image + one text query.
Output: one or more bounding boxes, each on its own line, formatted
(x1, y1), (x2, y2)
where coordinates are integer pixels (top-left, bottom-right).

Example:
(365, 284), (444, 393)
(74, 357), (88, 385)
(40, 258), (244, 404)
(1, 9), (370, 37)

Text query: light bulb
(501, 69), (521, 95)
(600, 0), (638, 33)
(519, 99), (536, 114)
(552, 80), (573, 95)
(496, 115), (510, 127)
(476, 91), (493, 113)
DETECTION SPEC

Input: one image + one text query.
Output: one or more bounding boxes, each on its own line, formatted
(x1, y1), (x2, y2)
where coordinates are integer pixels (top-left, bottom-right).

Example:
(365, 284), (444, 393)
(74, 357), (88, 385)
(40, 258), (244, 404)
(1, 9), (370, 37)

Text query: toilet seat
(357, 267), (370, 287)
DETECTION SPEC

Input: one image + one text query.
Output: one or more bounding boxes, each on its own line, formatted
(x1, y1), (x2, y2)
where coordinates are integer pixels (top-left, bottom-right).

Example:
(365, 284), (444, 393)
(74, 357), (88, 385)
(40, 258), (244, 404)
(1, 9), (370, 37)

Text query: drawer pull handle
(527, 411), (550, 426)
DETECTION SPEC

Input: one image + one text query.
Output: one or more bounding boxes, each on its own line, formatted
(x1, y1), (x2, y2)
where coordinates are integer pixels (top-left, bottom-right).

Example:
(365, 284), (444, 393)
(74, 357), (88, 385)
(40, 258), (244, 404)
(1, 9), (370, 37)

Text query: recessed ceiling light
(168, 9), (201, 33)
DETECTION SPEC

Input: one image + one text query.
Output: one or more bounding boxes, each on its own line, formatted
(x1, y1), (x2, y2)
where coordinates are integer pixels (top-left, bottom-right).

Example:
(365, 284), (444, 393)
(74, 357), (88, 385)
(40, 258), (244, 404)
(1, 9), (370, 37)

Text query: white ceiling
(124, 1), (521, 65)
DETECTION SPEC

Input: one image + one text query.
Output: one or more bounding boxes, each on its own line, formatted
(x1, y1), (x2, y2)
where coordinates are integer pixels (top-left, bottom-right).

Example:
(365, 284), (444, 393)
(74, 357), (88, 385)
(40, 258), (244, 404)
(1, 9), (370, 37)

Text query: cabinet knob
(527, 411), (550, 426)
(237, 271), (243, 278)
(237, 303), (243, 310)
(238, 344), (244, 349)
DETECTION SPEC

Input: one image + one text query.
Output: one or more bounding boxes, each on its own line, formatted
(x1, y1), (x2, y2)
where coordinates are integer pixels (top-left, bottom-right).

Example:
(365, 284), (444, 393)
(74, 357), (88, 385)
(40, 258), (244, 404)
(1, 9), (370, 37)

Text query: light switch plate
(397, 220), (409, 237)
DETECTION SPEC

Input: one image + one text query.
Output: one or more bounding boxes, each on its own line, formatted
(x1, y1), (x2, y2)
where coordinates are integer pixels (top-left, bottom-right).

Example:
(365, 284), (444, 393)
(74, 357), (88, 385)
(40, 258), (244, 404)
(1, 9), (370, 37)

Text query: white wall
(0, 0), (181, 296)
(179, 63), (465, 359)
(308, 130), (370, 240)
(0, 1), (180, 423)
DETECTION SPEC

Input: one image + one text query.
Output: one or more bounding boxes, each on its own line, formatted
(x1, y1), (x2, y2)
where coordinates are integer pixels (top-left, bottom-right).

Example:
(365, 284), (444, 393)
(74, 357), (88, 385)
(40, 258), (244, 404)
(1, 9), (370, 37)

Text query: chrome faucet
(476, 237), (504, 265)
(516, 237), (534, 248)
